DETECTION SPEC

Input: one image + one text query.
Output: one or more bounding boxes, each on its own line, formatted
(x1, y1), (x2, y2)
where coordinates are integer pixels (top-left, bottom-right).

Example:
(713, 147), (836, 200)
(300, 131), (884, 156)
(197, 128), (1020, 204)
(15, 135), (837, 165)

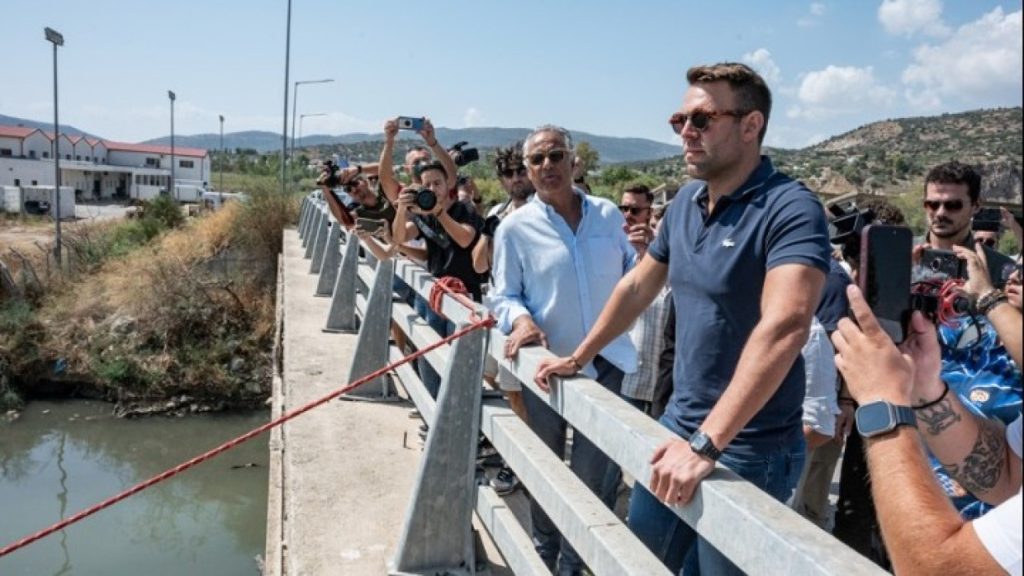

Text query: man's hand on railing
(504, 315), (548, 362)
(534, 356), (581, 392)
(649, 439), (716, 506)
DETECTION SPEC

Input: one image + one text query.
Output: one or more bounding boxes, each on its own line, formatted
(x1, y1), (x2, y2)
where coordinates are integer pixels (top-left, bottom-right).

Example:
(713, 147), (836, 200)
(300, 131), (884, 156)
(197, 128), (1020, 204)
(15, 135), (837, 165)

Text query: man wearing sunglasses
(535, 62), (831, 575)
(920, 161), (982, 251)
(490, 125), (637, 575)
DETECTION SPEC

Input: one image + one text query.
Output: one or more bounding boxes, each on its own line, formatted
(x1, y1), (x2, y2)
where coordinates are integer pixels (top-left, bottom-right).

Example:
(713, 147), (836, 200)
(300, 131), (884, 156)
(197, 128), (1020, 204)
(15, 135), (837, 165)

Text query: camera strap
(412, 215), (451, 250)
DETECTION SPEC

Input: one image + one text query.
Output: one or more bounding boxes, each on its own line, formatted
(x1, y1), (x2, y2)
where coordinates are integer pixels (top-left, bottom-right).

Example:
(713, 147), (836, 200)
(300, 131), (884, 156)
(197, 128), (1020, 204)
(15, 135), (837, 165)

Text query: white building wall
(0, 157), (55, 187)
(174, 155), (209, 183)
(0, 136), (21, 157)
(92, 142), (108, 164)
(108, 149), (162, 169)
(23, 132), (51, 159)
(57, 135), (75, 161)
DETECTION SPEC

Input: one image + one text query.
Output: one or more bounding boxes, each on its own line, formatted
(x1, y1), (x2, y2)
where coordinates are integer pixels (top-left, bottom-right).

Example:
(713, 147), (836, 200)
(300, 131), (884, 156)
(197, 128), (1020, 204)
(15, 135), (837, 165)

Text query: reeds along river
(0, 400), (269, 575)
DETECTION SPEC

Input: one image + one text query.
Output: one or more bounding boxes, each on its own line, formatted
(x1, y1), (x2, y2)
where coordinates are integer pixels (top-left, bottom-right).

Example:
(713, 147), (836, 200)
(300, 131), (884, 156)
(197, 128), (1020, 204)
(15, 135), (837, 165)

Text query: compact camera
(317, 160), (341, 188)
(481, 215), (501, 238)
(397, 116), (425, 131)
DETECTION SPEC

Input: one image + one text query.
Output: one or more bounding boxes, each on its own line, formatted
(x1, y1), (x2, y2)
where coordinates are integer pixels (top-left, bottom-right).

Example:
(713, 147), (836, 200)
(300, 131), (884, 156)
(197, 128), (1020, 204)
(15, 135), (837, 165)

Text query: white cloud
(788, 65), (897, 119)
(798, 2), (826, 27)
(902, 7), (1023, 110)
(878, 0), (950, 37)
(742, 48), (782, 85)
(463, 107), (484, 128)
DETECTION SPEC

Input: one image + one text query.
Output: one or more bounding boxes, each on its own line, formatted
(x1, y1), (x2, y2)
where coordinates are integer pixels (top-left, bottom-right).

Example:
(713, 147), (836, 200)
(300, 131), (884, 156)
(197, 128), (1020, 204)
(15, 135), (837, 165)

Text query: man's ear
(742, 111), (765, 144)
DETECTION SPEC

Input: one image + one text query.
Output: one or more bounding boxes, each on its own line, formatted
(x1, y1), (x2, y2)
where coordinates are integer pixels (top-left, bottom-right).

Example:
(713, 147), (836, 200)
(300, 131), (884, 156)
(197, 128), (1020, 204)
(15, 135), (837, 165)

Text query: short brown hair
(686, 62), (772, 144)
(622, 182), (653, 204)
(924, 161), (981, 204)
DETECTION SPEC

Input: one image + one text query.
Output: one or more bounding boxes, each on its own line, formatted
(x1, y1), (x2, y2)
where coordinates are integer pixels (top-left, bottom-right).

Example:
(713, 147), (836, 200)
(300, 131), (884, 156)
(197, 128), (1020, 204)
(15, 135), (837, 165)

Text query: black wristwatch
(855, 400), (917, 438)
(689, 430), (722, 461)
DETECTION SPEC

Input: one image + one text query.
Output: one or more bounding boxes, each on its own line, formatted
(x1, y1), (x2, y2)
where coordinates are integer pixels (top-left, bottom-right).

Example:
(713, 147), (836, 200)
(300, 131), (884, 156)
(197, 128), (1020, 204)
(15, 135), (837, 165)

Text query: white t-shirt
(973, 414), (1022, 576)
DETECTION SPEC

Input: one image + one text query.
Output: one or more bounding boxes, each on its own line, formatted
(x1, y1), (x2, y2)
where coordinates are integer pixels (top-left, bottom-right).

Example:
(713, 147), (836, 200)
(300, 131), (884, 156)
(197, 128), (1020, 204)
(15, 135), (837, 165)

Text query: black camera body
(920, 248), (967, 280)
(481, 215), (501, 238)
(448, 141), (480, 167)
(318, 161), (341, 188)
(973, 207), (1002, 232)
(414, 188), (437, 212)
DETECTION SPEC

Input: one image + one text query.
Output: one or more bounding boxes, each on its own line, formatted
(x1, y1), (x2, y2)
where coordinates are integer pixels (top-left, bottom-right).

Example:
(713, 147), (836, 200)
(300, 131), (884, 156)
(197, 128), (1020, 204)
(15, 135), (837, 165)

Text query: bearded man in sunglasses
(490, 125), (637, 575)
(535, 62), (831, 575)
(920, 161), (983, 251)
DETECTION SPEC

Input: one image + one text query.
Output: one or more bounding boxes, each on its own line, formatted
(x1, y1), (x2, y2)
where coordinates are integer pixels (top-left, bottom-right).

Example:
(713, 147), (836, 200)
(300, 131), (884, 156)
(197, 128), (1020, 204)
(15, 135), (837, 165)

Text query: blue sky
(3, 0), (1021, 149)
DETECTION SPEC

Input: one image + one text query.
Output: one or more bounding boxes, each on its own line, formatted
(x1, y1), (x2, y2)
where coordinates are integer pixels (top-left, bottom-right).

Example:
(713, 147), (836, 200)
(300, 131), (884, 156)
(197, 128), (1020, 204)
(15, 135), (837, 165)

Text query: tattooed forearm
(941, 418), (1006, 496)
(915, 397), (961, 436)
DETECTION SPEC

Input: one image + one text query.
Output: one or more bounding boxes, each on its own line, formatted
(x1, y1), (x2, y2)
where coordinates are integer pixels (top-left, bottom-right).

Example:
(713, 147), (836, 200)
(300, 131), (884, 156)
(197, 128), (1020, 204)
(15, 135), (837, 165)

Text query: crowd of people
(316, 62), (1022, 576)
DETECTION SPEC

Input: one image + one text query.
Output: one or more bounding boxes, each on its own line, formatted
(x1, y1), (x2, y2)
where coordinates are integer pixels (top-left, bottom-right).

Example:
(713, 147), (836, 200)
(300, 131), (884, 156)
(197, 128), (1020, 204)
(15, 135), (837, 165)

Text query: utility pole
(219, 114), (225, 204)
(44, 27), (64, 267)
(280, 0), (292, 196)
(168, 90), (176, 198)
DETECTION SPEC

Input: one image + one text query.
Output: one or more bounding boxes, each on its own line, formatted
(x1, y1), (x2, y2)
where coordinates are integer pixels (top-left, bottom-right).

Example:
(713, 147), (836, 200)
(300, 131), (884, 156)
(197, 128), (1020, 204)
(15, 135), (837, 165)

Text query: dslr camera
(317, 160), (342, 188)
(414, 187), (437, 212)
(481, 215), (501, 238)
(448, 141), (480, 167)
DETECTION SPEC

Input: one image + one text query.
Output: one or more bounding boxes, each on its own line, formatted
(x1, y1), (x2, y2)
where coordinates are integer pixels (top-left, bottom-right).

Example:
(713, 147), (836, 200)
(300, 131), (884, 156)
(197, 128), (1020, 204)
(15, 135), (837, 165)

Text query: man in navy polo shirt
(536, 62), (830, 574)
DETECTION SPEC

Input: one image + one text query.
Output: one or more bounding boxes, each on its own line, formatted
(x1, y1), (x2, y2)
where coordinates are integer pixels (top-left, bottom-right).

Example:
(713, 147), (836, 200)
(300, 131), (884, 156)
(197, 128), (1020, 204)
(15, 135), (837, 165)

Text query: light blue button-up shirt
(490, 188), (638, 377)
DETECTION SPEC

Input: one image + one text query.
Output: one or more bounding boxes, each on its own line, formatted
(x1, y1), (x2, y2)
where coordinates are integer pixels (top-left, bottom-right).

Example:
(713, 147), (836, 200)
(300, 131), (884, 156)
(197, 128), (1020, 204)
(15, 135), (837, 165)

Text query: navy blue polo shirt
(648, 156), (831, 455)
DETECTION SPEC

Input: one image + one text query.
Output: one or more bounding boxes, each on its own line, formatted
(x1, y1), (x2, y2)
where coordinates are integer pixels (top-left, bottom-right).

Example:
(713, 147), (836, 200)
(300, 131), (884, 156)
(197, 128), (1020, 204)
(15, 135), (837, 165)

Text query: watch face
(856, 402), (894, 437)
(691, 433), (709, 451)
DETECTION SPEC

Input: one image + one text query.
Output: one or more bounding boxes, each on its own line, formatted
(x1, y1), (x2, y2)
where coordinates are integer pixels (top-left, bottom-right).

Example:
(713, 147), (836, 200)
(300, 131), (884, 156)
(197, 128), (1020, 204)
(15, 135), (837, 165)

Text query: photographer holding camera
(389, 146), (483, 398)
(831, 284), (1021, 575)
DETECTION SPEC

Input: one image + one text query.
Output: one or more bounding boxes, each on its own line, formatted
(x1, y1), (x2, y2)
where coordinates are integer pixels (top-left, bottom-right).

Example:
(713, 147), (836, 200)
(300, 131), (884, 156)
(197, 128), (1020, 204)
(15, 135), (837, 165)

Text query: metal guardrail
(296, 194), (886, 576)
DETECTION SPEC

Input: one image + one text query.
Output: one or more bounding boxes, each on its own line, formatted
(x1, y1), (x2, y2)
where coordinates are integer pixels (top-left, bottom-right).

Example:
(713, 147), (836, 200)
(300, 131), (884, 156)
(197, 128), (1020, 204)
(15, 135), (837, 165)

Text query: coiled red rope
(429, 276), (471, 320)
(0, 314), (494, 559)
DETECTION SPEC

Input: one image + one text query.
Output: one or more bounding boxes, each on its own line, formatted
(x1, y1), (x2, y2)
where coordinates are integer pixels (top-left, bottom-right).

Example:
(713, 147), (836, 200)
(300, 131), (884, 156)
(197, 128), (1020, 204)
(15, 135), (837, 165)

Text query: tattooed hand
(898, 310), (944, 406)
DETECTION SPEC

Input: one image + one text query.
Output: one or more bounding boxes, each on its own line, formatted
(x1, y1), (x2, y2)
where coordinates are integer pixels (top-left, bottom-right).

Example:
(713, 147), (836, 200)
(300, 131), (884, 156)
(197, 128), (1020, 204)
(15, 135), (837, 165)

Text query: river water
(0, 400), (269, 575)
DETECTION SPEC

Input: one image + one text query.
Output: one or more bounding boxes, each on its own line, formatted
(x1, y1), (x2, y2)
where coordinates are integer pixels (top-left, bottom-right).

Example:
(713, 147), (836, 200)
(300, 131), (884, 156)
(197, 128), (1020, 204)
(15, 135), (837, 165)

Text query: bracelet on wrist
(976, 288), (1008, 316)
(912, 381), (950, 410)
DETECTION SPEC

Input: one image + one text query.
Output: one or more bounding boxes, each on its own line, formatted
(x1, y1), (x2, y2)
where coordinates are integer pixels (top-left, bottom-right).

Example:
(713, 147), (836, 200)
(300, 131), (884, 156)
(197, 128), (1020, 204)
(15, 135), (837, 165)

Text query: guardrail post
(301, 201), (317, 247)
(314, 223), (342, 296)
(323, 232), (360, 333)
(391, 321), (486, 576)
(344, 258), (395, 398)
(304, 209), (325, 259)
(298, 197), (310, 237)
(309, 217), (332, 274)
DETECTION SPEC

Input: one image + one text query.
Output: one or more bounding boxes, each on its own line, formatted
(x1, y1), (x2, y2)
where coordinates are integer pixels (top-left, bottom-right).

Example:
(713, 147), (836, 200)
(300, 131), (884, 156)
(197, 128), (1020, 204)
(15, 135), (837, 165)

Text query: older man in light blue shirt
(490, 124), (636, 576)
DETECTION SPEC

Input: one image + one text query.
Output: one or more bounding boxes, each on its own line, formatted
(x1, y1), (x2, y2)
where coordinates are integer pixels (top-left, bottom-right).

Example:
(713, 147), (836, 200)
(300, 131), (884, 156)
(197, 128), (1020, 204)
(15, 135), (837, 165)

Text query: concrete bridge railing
(296, 193), (886, 576)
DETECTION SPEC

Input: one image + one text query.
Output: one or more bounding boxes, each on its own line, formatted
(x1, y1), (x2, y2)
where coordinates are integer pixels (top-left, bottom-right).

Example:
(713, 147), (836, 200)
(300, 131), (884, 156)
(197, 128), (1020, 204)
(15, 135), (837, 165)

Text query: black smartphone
(859, 224), (913, 343)
(981, 244), (1017, 289)
(920, 248), (966, 280)
(355, 217), (385, 233)
(973, 207), (1002, 232)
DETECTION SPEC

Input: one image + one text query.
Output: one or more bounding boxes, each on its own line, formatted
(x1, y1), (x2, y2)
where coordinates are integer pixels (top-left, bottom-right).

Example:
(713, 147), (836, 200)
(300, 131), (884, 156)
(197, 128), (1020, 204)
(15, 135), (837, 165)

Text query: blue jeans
(523, 356), (624, 576)
(627, 416), (806, 576)
(413, 295), (452, 399)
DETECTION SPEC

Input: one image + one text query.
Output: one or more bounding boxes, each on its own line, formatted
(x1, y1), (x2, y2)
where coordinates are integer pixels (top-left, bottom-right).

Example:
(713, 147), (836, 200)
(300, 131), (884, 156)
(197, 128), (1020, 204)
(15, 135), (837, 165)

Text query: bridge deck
(267, 229), (514, 575)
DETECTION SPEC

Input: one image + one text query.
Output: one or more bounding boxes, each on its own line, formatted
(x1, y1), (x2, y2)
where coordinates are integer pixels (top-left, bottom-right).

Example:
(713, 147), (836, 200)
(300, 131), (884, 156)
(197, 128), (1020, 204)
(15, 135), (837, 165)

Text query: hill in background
(0, 113), (99, 139)
(627, 107), (1022, 203)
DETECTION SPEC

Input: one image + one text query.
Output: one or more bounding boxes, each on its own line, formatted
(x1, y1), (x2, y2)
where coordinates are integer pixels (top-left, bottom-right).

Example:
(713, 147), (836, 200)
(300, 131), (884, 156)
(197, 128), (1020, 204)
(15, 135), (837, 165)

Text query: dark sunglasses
(499, 166), (527, 179)
(976, 237), (998, 248)
(669, 110), (747, 134)
(923, 199), (965, 212)
(526, 149), (569, 167)
(618, 205), (651, 216)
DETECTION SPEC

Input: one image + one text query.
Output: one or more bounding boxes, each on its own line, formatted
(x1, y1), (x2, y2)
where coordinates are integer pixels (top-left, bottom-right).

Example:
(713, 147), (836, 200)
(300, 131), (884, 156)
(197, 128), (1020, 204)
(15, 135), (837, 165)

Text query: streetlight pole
(280, 0), (292, 196)
(298, 112), (326, 154)
(218, 114), (225, 199)
(168, 90), (176, 198)
(44, 26), (64, 267)
(290, 79), (333, 160)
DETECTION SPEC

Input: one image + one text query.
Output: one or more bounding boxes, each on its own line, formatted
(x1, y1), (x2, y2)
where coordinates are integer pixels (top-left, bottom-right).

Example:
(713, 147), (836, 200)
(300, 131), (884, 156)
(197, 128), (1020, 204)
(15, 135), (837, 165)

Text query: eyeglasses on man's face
(669, 109), (749, 134)
(500, 166), (527, 179)
(923, 199), (965, 212)
(618, 205), (651, 217)
(526, 149), (569, 167)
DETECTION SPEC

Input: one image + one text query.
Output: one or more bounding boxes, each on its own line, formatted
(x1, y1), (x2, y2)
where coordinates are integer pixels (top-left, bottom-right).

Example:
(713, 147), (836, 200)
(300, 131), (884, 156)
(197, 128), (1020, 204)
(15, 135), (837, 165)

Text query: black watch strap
(689, 430), (722, 461)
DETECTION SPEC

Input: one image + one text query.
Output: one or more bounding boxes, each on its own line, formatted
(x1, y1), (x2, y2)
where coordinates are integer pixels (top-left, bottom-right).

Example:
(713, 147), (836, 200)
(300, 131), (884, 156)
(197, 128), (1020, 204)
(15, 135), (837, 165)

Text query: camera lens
(930, 258), (942, 272)
(415, 188), (437, 211)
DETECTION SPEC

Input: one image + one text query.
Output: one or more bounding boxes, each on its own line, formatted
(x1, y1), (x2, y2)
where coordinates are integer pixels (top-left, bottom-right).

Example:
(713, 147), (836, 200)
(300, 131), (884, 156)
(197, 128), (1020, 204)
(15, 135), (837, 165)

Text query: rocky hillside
(626, 107), (1023, 203)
